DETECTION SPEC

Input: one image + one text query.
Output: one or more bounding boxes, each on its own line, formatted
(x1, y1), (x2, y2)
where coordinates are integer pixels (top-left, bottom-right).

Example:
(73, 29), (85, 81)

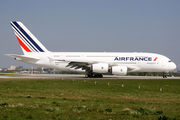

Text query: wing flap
(48, 57), (98, 71)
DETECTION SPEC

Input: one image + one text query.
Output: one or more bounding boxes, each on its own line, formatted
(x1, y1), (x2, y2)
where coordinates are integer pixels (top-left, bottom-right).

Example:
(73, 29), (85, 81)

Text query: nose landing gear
(163, 72), (167, 78)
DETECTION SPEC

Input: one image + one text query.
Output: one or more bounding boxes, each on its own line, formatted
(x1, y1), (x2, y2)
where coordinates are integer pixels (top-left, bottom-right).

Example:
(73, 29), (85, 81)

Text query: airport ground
(0, 76), (180, 119)
(0, 73), (180, 79)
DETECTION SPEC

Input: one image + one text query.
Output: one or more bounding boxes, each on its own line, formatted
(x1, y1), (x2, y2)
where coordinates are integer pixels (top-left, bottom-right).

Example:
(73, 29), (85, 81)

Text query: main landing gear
(85, 73), (103, 78)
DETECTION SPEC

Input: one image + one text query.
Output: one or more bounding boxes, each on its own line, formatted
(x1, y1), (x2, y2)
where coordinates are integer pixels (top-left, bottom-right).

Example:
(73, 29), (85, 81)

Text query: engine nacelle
(92, 63), (109, 73)
(111, 66), (127, 75)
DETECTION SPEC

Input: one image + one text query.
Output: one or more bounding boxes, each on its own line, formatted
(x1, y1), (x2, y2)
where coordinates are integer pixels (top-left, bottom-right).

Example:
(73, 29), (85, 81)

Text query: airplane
(6, 21), (177, 78)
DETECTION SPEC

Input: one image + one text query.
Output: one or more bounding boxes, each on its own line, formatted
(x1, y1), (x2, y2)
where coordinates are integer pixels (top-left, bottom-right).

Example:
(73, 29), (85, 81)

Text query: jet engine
(92, 63), (109, 73)
(111, 66), (127, 75)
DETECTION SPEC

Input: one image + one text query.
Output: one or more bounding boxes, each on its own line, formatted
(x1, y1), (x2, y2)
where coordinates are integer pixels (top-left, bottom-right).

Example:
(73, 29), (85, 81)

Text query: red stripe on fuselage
(154, 57), (158, 61)
(16, 35), (32, 52)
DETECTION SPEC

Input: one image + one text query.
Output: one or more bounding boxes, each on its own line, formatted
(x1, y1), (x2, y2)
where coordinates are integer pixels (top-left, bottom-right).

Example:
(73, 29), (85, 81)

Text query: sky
(0, 0), (180, 70)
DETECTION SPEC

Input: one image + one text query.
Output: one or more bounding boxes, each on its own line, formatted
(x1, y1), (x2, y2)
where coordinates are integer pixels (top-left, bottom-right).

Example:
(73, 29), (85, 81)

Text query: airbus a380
(6, 21), (176, 78)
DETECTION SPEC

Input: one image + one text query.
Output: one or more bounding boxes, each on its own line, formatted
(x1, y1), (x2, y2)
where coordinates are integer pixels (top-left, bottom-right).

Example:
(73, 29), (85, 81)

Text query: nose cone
(173, 62), (177, 70)
(169, 62), (177, 71)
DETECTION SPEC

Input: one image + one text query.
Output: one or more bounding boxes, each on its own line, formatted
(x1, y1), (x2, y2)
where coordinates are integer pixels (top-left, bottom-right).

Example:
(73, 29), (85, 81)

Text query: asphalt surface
(0, 74), (179, 79)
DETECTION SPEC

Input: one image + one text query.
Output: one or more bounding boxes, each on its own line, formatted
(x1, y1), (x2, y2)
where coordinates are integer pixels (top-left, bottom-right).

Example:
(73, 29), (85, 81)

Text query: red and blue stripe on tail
(10, 21), (48, 54)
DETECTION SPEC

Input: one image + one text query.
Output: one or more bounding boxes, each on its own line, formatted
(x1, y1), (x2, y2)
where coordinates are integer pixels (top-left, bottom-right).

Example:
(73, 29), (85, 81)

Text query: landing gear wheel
(85, 75), (88, 78)
(85, 73), (103, 78)
(94, 73), (103, 78)
(99, 74), (103, 78)
(163, 75), (167, 78)
(163, 73), (167, 78)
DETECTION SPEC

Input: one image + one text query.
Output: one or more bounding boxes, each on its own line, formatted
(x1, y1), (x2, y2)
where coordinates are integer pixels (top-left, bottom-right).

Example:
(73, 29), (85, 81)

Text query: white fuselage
(23, 52), (176, 73)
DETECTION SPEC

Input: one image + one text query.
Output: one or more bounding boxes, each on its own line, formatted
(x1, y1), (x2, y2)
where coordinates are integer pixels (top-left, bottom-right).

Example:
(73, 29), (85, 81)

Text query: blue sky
(0, 0), (180, 70)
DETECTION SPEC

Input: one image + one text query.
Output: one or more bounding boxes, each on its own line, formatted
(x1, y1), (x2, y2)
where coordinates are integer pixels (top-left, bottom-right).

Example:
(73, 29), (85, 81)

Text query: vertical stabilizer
(10, 21), (49, 55)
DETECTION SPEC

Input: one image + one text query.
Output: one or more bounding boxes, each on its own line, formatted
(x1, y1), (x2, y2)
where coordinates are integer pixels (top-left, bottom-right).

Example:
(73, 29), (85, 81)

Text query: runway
(0, 74), (179, 79)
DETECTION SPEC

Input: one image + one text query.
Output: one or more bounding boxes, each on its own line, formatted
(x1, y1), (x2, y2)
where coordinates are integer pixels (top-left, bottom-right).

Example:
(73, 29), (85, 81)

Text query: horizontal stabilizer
(5, 54), (40, 61)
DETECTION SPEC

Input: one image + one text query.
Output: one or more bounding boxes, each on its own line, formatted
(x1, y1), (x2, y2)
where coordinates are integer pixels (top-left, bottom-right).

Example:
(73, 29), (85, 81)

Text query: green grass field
(0, 78), (180, 120)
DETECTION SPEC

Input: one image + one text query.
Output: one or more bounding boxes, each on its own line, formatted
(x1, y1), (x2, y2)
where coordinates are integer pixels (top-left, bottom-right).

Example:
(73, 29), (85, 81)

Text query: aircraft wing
(48, 57), (99, 70)
(5, 54), (40, 61)
(66, 61), (141, 72)
(60, 59), (99, 70)
(48, 57), (141, 71)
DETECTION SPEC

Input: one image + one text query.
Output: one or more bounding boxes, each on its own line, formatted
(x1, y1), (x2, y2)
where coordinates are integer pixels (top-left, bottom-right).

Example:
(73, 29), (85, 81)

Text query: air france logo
(114, 57), (155, 61)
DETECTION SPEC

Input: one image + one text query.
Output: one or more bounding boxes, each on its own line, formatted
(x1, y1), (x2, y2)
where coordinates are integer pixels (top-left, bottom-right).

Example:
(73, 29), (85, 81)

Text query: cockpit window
(168, 60), (172, 62)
